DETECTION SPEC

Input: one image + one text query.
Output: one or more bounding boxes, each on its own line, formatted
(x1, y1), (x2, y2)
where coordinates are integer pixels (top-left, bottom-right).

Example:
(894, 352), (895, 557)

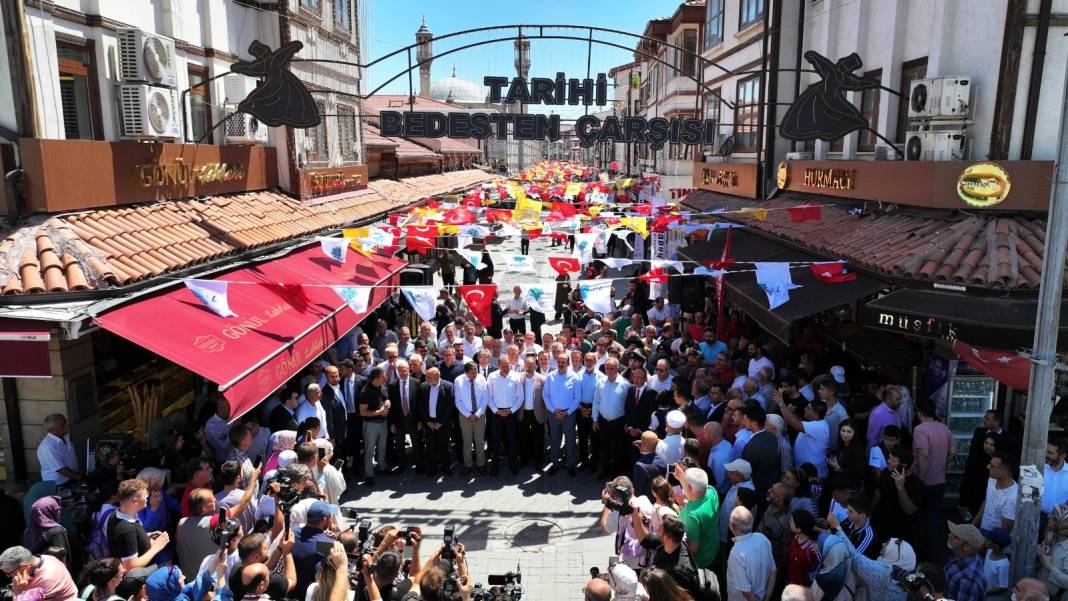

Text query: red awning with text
(95, 245), (405, 419)
(0, 318), (52, 377)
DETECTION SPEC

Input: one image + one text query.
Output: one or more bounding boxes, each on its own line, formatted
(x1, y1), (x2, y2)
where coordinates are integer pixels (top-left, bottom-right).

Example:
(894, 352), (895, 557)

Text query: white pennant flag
(184, 279), (237, 318)
(612, 230), (634, 250)
(366, 227), (394, 248)
(401, 286), (438, 321)
(521, 284), (555, 314)
(573, 232), (597, 264)
(332, 286), (372, 313)
(457, 235), (474, 249)
(594, 229), (609, 254)
(459, 224), (490, 239)
(319, 237), (348, 263)
(651, 259), (685, 273)
(600, 258), (634, 270)
(694, 267), (727, 277)
(504, 254), (535, 273)
(755, 262), (802, 310)
(496, 223), (522, 237)
(578, 280), (615, 315)
(460, 250), (483, 271)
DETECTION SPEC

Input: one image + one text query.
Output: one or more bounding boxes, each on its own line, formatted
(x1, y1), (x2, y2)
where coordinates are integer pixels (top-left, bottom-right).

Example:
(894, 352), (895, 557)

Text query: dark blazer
(623, 386), (658, 431)
(742, 429), (781, 499)
(388, 376), (420, 421)
(268, 403), (298, 433)
(633, 451), (668, 499)
(320, 385), (348, 441)
(706, 400), (727, 425)
(416, 380), (455, 427)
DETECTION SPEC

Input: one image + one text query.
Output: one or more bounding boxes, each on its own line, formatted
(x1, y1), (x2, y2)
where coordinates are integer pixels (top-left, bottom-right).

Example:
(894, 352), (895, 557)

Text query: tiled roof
(683, 192), (1059, 291)
(362, 123), (441, 160)
(361, 95), (466, 115)
(1, 169), (496, 295)
(361, 124), (398, 149)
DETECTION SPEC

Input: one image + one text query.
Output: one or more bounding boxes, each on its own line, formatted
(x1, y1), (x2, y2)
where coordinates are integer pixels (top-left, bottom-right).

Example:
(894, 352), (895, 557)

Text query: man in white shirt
(462, 323), (484, 361)
(648, 359), (674, 393)
(593, 358), (629, 478)
(454, 362), (489, 476)
(647, 297), (670, 329)
(519, 331), (542, 357)
(746, 343), (774, 379)
(1043, 440), (1068, 517)
(37, 413), (81, 485)
(487, 357), (522, 475)
(727, 506), (776, 601)
(656, 410), (687, 466)
(295, 383), (329, 439)
(506, 286), (529, 335)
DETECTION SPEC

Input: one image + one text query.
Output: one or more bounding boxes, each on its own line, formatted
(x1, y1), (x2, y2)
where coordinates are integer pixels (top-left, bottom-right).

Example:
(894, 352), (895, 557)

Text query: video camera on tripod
(472, 565), (524, 601)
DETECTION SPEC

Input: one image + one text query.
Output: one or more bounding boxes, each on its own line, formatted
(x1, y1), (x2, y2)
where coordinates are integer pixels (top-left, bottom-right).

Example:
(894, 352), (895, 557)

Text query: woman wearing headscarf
(818, 513), (917, 601)
(263, 431), (297, 475)
(23, 496), (72, 565)
(1039, 504), (1068, 598)
(136, 467), (180, 565)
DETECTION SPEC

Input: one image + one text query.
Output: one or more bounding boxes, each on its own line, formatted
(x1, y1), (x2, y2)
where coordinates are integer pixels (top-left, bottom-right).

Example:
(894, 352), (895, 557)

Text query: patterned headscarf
(1045, 504), (1068, 549)
(22, 496), (62, 552)
(264, 430), (297, 473)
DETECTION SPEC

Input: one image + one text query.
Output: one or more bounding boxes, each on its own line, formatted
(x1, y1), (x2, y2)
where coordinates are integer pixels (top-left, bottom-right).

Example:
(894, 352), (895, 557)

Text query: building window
(337, 104), (357, 161)
(705, 0), (724, 48)
(734, 75), (761, 153)
(299, 0), (321, 16)
(305, 101), (328, 163)
(704, 88), (721, 155)
(677, 30), (698, 77)
(188, 65), (213, 144)
(896, 57), (927, 143)
(858, 68), (882, 151)
(56, 41), (101, 140)
(333, 0), (352, 33)
(739, 0), (764, 29)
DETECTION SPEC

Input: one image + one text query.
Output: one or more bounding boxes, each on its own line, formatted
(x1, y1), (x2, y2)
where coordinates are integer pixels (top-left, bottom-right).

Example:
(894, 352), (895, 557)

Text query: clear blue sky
(367, 0), (683, 119)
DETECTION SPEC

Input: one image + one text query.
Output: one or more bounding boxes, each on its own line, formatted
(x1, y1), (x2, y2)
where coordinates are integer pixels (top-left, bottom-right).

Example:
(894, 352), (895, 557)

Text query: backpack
(87, 505), (117, 560)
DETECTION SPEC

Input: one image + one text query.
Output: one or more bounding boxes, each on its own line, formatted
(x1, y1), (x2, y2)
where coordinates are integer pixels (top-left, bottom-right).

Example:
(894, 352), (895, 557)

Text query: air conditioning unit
(874, 145), (905, 160)
(908, 76), (971, 120)
(225, 111), (268, 144)
(119, 84), (181, 139)
(117, 28), (177, 87)
(904, 130), (966, 161)
(785, 151), (813, 160)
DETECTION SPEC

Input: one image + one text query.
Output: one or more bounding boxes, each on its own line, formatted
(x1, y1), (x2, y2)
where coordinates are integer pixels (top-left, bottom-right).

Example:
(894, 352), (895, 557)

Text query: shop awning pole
(1011, 68), (1068, 582)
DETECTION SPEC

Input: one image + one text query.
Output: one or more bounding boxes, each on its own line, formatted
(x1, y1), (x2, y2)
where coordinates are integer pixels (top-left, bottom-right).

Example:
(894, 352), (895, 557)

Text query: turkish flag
(381, 226), (401, 255)
(388, 212), (408, 227)
(485, 208), (513, 223)
(610, 161), (619, 171)
(547, 202), (576, 222)
(259, 282), (311, 313)
(549, 231), (569, 243)
(459, 284), (497, 327)
(548, 255), (582, 276)
(787, 204), (822, 223)
(631, 204), (653, 216)
(810, 262), (857, 284)
(406, 225), (438, 255)
(462, 192), (482, 208)
(952, 339), (1031, 391)
(650, 214), (683, 233)
(443, 207), (476, 225)
(639, 268), (669, 285)
(425, 199), (440, 209)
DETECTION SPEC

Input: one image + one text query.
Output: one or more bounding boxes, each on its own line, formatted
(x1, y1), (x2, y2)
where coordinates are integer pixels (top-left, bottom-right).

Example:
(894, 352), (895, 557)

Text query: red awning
(0, 318), (52, 377)
(95, 244), (405, 419)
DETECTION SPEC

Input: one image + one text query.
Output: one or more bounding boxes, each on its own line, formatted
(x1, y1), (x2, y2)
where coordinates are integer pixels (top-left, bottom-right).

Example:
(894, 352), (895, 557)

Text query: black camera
(210, 508), (241, 548)
(668, 457), (699, 488)
(398, 526), (418, 544)
(479, 568), (523, 600)
(442, 525), (458, 561)
(891, 567), (938, 601)
(58, 480), (100, 524)
(603, 485), (631, 513)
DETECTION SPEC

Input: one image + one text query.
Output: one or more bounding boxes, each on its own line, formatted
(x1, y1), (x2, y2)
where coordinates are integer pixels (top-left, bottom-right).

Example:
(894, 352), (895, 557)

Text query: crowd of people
(6, 208), (1068, 601)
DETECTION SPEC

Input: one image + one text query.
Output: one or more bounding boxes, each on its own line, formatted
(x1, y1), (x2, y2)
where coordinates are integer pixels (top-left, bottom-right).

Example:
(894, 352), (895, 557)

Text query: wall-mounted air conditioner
(908, 77), (971, 120)
(785, 151), (813, 160)
(225, 111), (268, 144)
(119, 84), (181, 139)
(904, 130), (966, 161)
(117, 28), (177, 87)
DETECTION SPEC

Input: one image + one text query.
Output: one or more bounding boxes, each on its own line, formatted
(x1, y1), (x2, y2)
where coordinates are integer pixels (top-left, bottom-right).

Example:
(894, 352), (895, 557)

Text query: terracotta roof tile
(0, 169), (497, 295)
(683, 192), (1063, 290)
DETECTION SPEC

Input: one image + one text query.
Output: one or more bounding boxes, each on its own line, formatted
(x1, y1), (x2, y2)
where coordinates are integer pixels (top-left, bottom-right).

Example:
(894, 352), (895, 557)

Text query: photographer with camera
(176, 461), (261, 579)
(235, 529), (297, 599)
(293, 501), (343, 599)
(399, 540), (473, 601)
(599, 476), (653, 571)
(303, 540), (378, 601)
(345, 525), (423, 601)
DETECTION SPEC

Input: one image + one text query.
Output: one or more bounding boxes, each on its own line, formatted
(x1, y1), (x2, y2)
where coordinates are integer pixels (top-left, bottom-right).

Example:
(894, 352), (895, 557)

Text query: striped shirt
(841, 518), (878, 560)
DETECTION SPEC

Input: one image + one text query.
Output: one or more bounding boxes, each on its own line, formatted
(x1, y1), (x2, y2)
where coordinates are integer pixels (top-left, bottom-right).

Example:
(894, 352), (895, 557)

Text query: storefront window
(57, 41), (100, 140)
(188, 65), (213, 144)
(734, 75), (761, 153)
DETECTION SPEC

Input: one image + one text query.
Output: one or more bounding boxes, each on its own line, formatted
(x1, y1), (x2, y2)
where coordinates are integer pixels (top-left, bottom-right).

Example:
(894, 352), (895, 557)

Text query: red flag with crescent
(810, 262), (857, 283)
(406, 225), (438, 255)
(952, 339), (1031, 391)
(459, 284), (497, 327)
(443, 207), (476, 225)
(548, 256), (582, 276)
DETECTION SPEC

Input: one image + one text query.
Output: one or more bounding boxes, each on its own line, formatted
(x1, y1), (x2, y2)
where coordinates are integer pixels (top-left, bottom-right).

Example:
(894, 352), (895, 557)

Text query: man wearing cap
(0, 546), (77, 601)
(656, 410), (688, 466)
(719, 459), (755, 543)
(292, 500), (340, 599)
(945, 521), (988, 601)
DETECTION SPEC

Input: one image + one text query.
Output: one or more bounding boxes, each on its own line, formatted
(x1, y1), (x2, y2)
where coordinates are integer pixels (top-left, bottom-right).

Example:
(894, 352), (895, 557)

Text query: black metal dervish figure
(780, 51), (880, 142)
(231, 40), (320, 128)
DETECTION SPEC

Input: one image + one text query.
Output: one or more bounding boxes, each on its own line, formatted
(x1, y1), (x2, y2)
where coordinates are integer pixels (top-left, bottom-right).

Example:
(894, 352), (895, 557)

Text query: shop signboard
(296, 165), (369, 200)
(691, 162), (759, 198)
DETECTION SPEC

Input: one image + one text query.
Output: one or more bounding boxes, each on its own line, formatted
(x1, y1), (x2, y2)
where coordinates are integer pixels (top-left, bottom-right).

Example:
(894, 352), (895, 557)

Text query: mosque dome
(430, 68), (486, 104)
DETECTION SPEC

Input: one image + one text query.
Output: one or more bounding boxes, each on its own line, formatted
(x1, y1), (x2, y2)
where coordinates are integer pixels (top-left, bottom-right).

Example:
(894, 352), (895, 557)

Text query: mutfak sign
(380, 72), (718, 149)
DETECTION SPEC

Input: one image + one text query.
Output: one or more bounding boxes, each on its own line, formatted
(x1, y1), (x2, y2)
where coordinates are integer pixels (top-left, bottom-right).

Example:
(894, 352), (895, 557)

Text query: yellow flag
(620, 217), (649, 239)
(439, 225), (460, 235)
(512, 196), (542, 224)
(622, 178), (633, 189)
(741, 207), (769, 220)
(587, 205), (603, 217)
(565, 182), (583, 197)
(342, 227), (373, 256)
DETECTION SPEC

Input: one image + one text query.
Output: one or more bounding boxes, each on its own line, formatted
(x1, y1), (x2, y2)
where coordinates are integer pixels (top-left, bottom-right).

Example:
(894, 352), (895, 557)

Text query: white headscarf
(878, 538), (917, 571)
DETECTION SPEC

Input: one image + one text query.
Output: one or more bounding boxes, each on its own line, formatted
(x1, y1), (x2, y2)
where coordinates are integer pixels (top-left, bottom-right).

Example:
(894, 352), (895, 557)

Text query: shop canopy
(95, 244), (405, 420)
(0, 318), (52, 377)
(678, 230), (888, 343)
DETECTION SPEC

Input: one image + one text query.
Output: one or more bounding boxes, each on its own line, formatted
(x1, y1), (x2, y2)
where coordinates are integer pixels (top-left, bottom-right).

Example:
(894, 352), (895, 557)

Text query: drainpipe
(1020, 0), (1052, 160)
(792, 0), (806, 152)
(3, 378), (28, 483)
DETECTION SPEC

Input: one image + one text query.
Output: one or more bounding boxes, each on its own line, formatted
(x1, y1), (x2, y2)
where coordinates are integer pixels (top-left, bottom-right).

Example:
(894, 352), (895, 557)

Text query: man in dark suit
(388, 359), (423, 473)
(623, 368), (658, 464)
(321, 365), (348, 444)
(269, 391), (300, 432)
(632, 430), (667, 499)
(739, 401), (781, 504)
(416, 366), (455, 477)
(340, 358), (365, 473)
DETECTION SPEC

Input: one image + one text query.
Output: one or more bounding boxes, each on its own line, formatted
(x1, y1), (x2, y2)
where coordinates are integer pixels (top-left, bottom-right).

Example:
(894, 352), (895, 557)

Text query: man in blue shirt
(575, 353), (604, 473)
(291, 501), (338, 599)
(544, 353), (580, 476)
(593, 358), (630, 479)
(699, 330), (728, 364)
(704, 421), (733, 497)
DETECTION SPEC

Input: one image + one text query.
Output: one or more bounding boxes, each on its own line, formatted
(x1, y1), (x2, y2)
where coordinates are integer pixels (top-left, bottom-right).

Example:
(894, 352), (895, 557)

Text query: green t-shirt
(679, 487), (720, 567)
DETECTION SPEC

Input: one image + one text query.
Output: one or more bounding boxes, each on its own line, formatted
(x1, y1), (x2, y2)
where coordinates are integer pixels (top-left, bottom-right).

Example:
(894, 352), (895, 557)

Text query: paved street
(338, 466), (615, 599)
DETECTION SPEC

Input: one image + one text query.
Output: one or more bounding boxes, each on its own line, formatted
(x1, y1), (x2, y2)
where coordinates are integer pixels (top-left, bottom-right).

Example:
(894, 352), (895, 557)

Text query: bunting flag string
(184, 279), (237, 318)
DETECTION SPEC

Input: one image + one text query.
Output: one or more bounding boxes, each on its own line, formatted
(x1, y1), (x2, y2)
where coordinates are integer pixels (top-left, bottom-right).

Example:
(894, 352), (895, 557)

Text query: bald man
(1012, 578), (1050, 601)
(583, 577), (612, 601)
(705, 421), (733, 497)
(633, 431), (667, 499)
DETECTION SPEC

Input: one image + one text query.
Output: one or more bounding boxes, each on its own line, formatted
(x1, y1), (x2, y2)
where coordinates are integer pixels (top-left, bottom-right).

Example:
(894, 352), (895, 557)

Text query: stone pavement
(338, 465), (616, 600)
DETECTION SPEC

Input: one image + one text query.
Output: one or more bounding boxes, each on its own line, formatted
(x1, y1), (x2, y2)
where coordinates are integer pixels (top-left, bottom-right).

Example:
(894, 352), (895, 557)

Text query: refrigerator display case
(943, 359), (999, 496)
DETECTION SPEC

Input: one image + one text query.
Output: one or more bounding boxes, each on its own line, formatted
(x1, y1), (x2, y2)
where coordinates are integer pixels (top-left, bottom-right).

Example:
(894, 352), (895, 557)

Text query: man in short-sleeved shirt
(677, 467), (720, 569)
(913, 408), (955, 486)
(794, 416), (830, 478)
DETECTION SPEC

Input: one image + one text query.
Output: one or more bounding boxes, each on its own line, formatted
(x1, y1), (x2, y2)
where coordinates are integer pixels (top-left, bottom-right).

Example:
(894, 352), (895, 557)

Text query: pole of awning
(1010, 64), (1068, 582)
